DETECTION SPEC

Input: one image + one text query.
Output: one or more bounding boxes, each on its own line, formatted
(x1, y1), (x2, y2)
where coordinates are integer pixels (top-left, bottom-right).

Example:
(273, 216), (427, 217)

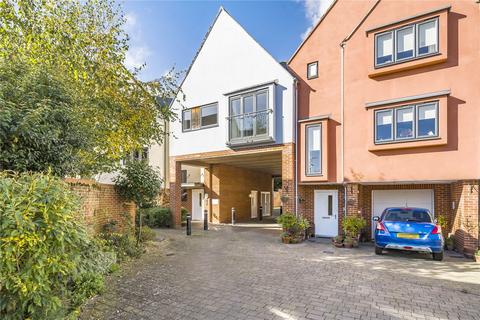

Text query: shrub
(0, 172), (111, 319)
(114, 161), (163, 209)
(181, 207), (189, 222)
(100, 231), (143, 261)
(136, 226), (157, 243)
(137, 207), (171, 228)
(277, 213), (309, 243)
(342, 216), (367, 238)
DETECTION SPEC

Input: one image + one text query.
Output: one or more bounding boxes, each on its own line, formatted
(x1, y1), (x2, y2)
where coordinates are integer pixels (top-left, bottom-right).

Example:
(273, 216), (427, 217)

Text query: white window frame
(374, 101), (439, 144)
(305, 123), (322, 176)
(374, 17), (439, 68)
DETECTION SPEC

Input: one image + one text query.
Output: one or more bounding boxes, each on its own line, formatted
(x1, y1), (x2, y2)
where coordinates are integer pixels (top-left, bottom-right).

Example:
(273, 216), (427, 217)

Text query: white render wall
(170, 9), (295, 157)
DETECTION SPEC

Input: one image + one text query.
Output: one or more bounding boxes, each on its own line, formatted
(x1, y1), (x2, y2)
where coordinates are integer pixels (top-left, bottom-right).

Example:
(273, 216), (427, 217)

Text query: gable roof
(174, 6), (294, 98)
(288, 0), (338, 64)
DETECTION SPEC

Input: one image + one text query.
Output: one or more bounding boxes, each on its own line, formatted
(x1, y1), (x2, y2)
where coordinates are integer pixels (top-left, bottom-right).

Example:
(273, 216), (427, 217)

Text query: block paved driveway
(81, 223), (480, 320)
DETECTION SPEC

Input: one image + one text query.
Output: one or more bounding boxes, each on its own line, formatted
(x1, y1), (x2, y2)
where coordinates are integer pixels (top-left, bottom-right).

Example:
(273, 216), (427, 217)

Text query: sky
(120, 0), (334, 82)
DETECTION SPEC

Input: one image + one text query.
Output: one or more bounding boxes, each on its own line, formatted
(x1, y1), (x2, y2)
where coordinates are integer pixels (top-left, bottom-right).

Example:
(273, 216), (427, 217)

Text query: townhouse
(169, 8), (297, 225)
(288, 0), (479, 253)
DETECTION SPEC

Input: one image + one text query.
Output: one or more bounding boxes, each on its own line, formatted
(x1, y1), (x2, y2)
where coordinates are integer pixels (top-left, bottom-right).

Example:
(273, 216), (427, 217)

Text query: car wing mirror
(373, 216), (380, 222)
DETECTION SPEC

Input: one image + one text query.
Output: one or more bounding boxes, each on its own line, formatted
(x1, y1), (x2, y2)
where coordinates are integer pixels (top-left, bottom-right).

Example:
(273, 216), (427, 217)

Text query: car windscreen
(383, 209), (432, 223)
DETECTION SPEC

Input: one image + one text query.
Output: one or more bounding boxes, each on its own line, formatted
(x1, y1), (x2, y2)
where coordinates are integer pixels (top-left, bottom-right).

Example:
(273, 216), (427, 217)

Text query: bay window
(375, 101), (438, 144)
(306, 124), (321, 175)
(228, 88), (270, 142)
(375, 17), (438, 68)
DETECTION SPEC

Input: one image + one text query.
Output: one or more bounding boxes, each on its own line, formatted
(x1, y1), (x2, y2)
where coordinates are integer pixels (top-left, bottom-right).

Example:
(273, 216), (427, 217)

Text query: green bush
(277, 213), (310, 243)
(136, 226), (157, 242)
(137, 207), (171, 228)
(181, 207), (189, 222)
(0, 172), (112, 319)
(342, 216), (367, 238)
(100, 232), (143, 261)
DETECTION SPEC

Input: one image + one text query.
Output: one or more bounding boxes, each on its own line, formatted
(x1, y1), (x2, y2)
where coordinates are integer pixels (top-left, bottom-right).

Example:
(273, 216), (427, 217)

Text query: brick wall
(205, 164), (272, 223)
(300, 181), (479, 254)
(298, 184), (344, 236)
(451, 180), (479, 255)
(66, 178), (135, 234)
(181, 188), (193, 213)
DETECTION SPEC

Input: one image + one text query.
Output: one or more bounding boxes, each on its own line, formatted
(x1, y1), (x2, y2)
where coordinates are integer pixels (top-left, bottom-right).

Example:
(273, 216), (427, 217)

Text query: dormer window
(375, 17), (438, 68)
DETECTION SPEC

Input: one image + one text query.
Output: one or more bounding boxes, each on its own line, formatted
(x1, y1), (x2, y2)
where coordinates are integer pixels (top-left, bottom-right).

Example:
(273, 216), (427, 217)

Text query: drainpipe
(294, 78), (299, 217)
(339, 0), (381, 217)
(340, 42), (347, 217)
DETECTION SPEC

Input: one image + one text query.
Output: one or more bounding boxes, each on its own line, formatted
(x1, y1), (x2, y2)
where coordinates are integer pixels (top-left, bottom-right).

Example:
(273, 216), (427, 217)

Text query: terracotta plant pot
(344, 242), (353, 249)
(281, 236), (291, 244)
(333, 242), (343, 248)
(475, 255), (480, 263)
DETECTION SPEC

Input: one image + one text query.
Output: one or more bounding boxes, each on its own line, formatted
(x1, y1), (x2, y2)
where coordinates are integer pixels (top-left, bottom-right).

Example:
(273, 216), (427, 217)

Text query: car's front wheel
(375, 246), (383, 255)
(433, 252), (444, 261)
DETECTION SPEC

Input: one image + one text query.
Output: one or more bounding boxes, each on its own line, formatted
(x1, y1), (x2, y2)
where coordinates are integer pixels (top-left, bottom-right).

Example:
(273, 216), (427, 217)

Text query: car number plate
(397, 233), (419, 239)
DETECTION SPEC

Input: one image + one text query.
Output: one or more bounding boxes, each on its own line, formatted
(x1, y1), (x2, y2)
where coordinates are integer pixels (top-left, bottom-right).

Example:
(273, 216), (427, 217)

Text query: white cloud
(299, 0), (335, 40)
(125, 46), (152, 70)
(123, 11), (152, 71)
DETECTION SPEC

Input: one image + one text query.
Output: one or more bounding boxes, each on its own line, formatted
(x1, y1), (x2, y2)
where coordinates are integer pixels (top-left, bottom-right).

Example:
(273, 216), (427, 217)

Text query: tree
(0, 62), (92, 176)
(0, 0), (180, 175)
(114, 161), (162, 243)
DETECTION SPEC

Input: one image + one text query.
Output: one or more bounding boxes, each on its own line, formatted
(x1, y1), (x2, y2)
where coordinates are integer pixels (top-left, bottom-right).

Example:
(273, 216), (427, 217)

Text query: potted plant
(281, 232), (292, 244)
(445, 235), (455, 251)
(343, 236), (354, 248)
(475, 250), (480, 263)
(298, 217), (311, 240)
(342, 216), (367, 246)
(332, 235), (343, 248)
(277, 214), (310, 244)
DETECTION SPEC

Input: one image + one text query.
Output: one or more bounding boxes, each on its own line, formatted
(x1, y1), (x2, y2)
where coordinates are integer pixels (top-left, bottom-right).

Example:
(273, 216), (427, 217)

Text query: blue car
(374, 207), (444, 261)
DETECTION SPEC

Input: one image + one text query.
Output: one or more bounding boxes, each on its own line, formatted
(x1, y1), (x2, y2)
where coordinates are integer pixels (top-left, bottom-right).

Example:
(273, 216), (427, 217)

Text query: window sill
(226, 136), (275, 148)
(369, 52), (447, 78)
(369, 136), (446, 151)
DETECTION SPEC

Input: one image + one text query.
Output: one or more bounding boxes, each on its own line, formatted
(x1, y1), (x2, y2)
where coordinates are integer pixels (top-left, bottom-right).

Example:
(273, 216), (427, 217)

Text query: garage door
(371, 189), (434, 238)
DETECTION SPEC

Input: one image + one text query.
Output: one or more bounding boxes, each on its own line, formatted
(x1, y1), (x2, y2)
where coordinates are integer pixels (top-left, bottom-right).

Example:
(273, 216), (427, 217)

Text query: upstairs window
(307, 61), (318, 79)
(375, 17), (438, 68)
(375, 101), (438, 144)
(306, 124), (321, 175)
(228, 89), (270, 141)
(418, 19), (438, 56)
(182, 103), (218, 131)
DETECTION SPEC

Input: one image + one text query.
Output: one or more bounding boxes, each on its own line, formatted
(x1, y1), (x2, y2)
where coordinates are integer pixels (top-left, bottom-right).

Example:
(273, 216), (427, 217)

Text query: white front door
(314, 190), (339, 237)
(250, 191), (258, 218)
(191, 189), (204, 221)
(371, 189), (434, 237)
(261, 192), (271, 216)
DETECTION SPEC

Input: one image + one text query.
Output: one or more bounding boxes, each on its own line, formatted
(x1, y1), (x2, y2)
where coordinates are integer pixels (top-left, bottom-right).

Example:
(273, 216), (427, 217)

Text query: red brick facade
(170, 143), (295, 227)
(66, 178), (135, 234)
(299, 181), (479, 253)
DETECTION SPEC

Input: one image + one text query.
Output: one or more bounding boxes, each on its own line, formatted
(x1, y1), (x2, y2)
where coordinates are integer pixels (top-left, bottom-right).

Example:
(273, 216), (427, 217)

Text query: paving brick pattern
(81, 224), (480, 320)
